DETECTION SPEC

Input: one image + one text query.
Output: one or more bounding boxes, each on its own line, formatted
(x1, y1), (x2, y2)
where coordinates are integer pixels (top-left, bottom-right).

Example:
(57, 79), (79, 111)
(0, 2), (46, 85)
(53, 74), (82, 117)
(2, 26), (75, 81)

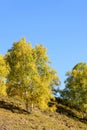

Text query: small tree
(61, 62), (87, 115)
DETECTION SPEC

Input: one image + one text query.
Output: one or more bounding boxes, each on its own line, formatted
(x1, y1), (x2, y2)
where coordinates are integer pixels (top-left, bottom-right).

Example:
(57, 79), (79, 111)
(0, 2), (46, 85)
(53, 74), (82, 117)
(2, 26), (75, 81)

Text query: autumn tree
(0, 54), (9, 96)
(6, 38), (60, 111)
(33, 44), (60, 109)
(61, 62), (87, 114)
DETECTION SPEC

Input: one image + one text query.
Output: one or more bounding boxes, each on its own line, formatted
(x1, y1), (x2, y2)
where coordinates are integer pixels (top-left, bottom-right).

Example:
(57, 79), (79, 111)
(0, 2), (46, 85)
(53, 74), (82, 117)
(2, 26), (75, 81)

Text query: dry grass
(0, 96), (87, 130)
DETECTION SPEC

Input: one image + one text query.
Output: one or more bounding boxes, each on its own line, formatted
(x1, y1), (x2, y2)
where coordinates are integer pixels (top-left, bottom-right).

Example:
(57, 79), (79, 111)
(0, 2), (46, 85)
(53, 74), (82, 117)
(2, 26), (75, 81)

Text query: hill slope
(0, 96), (87, 130)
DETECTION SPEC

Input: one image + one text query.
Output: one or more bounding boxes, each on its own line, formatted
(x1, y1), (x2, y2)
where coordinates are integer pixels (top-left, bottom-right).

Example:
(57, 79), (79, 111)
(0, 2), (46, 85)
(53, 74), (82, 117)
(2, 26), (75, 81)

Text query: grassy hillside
(0, 96), (87, 130)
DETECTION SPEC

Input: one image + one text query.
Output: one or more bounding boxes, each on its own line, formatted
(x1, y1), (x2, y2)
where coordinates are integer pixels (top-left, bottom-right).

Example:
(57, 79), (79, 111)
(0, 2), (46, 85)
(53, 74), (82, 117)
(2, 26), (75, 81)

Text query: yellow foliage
(5, 38), (60, 111)
(0, 55), (9, 78)
(49, 105), (57, 112)
(0, 83), (7, 96)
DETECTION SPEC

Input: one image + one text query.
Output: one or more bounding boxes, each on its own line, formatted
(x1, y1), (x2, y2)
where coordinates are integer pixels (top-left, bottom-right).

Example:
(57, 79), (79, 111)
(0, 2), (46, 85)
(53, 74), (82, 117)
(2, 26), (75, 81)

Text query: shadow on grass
(0, 100), (30, 114)
(56, 105), (87, 124)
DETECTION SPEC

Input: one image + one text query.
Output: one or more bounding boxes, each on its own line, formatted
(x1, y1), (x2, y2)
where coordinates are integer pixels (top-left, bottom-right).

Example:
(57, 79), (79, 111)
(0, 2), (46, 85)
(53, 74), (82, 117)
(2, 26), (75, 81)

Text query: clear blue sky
(0, 0), (87, 89)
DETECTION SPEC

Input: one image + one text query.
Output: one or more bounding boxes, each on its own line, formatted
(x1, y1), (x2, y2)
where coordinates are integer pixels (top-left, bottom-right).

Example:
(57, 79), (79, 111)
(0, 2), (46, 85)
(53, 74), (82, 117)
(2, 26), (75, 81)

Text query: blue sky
(0, 0), (87, 89)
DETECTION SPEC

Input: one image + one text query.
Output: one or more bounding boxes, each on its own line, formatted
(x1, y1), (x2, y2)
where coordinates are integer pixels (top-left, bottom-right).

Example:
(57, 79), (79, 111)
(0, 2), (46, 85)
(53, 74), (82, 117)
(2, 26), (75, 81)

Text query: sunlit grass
(0, 95), (87, 130)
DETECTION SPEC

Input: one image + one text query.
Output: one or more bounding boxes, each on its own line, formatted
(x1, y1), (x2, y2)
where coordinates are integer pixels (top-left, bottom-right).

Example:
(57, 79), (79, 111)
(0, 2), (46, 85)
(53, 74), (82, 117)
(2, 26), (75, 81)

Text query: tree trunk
(25, 98), (29, 112)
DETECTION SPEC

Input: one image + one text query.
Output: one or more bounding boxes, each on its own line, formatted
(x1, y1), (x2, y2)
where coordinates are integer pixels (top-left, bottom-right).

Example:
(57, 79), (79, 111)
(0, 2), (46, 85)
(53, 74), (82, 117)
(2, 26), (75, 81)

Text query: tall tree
(0, 54), (9, 95)
(34, 44), (60, 108)
(61, 62), (87, 114)
(6, 38), (60, 111)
